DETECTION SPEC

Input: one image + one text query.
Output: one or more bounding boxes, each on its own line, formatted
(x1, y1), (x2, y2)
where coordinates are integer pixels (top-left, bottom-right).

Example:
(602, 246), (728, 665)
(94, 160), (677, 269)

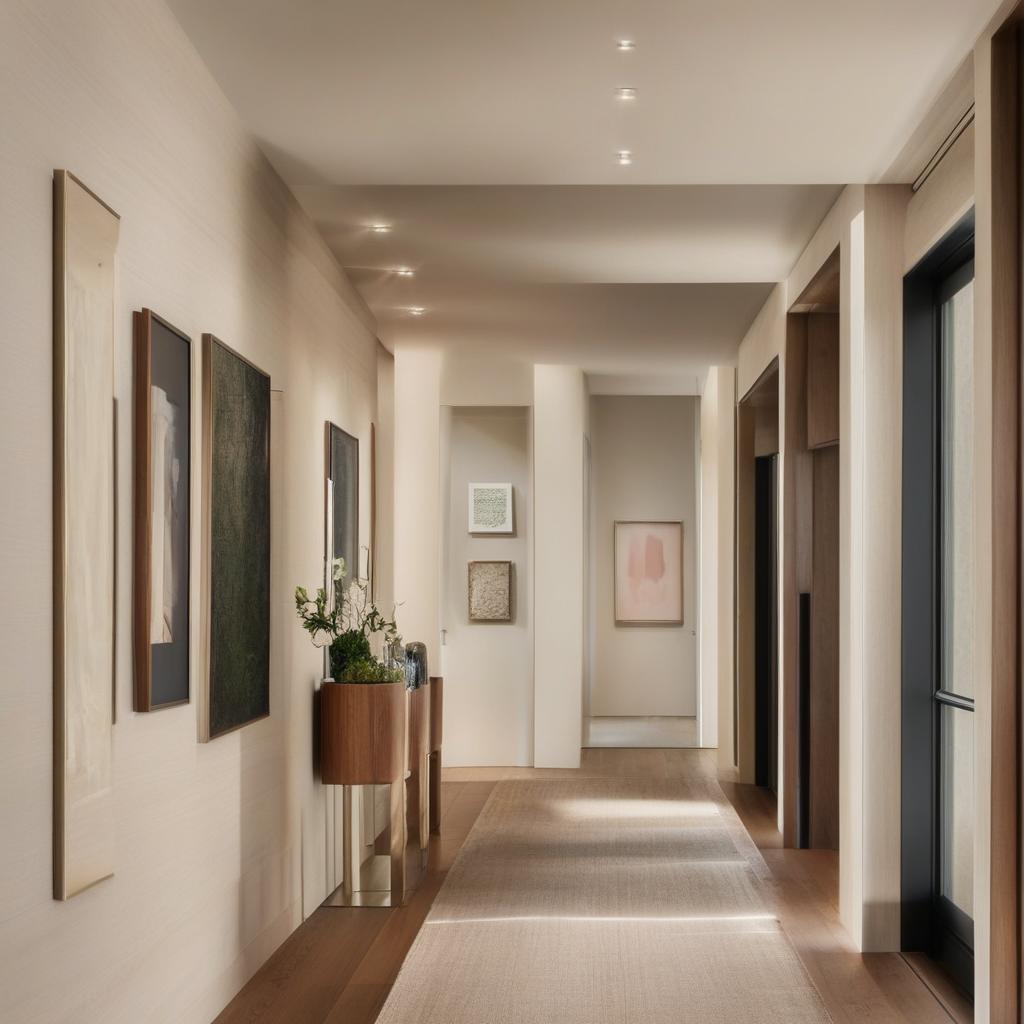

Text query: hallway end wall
(588, 396), (699, 718)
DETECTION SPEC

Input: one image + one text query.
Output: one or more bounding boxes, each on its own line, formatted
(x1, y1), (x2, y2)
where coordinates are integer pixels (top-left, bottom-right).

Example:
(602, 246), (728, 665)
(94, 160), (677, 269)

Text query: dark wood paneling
(989, 18), (1022, 1021)
(806, 313), (839, 449)
(810, 445), (840, 850)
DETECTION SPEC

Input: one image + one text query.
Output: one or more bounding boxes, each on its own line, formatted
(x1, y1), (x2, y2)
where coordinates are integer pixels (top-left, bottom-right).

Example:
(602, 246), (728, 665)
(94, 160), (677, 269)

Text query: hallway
(217, 750), (970, 1024)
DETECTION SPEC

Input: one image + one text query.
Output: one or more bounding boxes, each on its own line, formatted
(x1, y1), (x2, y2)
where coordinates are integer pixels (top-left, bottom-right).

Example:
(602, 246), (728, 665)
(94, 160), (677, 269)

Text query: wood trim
(52, 171), (67, 900)
(989, 19), (1022, 1021)
(133, 311), (153, 710)
(781, 314), (810, 846)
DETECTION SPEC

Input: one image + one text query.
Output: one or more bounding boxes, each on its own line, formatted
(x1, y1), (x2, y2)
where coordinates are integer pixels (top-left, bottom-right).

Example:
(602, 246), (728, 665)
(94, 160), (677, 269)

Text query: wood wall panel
(810, 445), (840, 850)
(987, 18), (1021, 1022)
(806, 314), (840, 449)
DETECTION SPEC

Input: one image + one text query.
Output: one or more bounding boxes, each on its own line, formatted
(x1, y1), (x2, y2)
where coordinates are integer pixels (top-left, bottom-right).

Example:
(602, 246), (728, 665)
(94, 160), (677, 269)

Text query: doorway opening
(784, 248), (840, 852)
(736, 362), (779, 797)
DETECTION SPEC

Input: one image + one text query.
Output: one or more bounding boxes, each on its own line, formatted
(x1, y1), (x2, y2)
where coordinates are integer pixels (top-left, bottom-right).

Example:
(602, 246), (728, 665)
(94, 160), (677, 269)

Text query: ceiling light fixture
(408, 306), (426, 316)
(371, 223), (392, 233)
(396, 267), (414, 277)
(617, 150), (633, 166)
(615, 87), (637, 100)
(616, 39), (635, 51)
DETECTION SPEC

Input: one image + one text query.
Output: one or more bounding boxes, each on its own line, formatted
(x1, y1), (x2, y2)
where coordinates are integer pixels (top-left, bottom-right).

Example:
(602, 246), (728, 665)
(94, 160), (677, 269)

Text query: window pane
(940, 704), (974, 918)
(940, 278), (974, 699)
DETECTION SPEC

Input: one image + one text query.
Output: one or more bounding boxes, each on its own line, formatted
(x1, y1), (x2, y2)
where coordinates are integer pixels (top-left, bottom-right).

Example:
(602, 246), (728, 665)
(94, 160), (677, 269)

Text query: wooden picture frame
(200, 335), (271, 741)
(133, 310), (192, 712)
(613, 520), (684, 626)
(468, 560), (513, 622)
(53, 170), (119, 900)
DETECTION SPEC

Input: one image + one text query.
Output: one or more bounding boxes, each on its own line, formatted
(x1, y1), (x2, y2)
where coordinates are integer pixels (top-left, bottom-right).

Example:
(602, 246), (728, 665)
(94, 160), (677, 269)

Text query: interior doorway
(736, 362), (779, 792)
(783, 249), (841, 852)
(902, 213), (975, 996)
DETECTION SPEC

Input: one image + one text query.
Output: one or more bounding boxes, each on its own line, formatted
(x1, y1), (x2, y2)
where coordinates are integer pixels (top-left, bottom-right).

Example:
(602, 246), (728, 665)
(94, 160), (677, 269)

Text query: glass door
(934, 259), (974, 991)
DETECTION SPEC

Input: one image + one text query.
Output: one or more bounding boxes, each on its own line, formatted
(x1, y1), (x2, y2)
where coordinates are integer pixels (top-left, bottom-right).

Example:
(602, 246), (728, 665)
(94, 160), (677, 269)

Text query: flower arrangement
(295, 557), (404, 683)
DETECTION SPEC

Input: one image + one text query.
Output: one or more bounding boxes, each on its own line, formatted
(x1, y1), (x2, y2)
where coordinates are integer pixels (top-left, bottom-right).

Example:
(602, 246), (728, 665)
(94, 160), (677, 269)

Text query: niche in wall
(442, 407), (532, 766)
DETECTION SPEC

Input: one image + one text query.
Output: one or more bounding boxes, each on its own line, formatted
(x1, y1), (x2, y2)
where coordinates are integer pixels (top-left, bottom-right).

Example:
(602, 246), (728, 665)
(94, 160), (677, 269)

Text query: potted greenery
(296, 559), (406, 785)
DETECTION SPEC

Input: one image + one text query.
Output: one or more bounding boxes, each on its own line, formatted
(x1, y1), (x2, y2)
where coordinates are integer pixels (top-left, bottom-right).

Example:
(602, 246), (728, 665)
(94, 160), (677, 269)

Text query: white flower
(331, 557), (346, 582)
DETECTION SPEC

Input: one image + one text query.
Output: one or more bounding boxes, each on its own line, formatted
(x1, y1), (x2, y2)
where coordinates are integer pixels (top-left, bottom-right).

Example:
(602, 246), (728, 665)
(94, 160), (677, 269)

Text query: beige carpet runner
(376, 776), (832, 1023)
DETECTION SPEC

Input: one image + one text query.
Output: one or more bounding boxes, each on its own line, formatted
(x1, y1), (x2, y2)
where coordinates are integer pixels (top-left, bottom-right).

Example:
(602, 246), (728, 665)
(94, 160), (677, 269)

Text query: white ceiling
(168, 0), (993, 377)
(169, 0), (994, 185)
(301, 185), (834, 373)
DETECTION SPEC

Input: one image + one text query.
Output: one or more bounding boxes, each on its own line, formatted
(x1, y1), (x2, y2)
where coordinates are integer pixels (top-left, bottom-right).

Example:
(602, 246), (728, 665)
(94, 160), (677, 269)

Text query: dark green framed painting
(201, 335), (271, 740)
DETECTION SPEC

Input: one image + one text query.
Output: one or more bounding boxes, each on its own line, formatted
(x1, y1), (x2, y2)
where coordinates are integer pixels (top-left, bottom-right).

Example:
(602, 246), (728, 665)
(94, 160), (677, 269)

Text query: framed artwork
(200, 335), (271, 740)
(52, 170), (119, 899)
(133, 310), (191, 712)
(613, 521), (683, 626)
(326, 422), (359, 583)
(468, 482), (513, 534)
(468, 560), (513, 622)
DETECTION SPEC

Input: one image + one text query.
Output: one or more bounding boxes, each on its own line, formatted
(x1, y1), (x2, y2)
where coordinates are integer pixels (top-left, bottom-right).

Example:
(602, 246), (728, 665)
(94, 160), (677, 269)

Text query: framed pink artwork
(613, 521), (683, 626)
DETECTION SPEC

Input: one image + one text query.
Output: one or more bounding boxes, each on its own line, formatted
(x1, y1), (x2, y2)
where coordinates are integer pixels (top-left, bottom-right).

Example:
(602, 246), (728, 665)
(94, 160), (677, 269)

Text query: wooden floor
(214, 749), (972, 1024)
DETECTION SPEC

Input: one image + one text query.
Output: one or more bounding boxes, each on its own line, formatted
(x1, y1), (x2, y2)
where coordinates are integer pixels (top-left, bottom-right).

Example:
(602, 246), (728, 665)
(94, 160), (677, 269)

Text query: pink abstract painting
(614, 521), (683, 625)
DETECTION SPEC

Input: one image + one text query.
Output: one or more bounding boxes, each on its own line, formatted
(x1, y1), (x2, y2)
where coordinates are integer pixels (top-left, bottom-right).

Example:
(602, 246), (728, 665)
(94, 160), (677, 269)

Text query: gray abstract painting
(205, 336), (271, 738)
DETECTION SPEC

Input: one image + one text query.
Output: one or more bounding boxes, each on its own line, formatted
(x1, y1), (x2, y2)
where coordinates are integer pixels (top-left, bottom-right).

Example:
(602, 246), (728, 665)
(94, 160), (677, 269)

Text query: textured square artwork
(614, 521), (683, 625)
(468, 482), (513, 534)
(468, 561), (513, 622)
(202, 336), (271, 740)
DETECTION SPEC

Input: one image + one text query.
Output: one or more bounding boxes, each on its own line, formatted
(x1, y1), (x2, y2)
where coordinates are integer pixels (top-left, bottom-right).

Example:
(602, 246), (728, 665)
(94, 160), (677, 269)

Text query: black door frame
(901, 208), (975, 996)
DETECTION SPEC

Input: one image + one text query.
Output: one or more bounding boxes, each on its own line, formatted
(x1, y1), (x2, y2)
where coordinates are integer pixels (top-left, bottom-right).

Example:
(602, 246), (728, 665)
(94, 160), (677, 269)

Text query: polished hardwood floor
(214, 749), (971, 1024)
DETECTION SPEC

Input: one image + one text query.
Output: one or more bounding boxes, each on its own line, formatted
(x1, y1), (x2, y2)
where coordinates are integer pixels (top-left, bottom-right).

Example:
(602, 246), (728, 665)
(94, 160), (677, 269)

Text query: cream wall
(442, 408), (534, 766)
(0, 2), (384, 1022)
(533, 365), (587, 768)
(733, 184), (909, 952)
(699, 367), (736, 755)
(588, 396), (699, 717)
(393, 347), (443, 657)
(905, 124), (975, 272)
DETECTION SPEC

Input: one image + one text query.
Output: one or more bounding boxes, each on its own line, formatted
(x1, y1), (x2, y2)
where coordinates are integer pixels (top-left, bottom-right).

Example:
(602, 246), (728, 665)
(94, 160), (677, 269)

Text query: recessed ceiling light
(408, 306), (426, 316)
(617, 39), (635, 51)
(616, 87), (637, 100)
(617, 150), (633, 166)
(396, 267), (414, 277)
(371, 223), (391, 233)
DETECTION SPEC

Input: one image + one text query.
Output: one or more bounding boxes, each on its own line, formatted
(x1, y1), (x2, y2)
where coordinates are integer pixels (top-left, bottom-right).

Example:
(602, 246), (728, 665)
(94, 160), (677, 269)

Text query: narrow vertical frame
(53, 170), (120, 900)
(133, 310), (192, 712)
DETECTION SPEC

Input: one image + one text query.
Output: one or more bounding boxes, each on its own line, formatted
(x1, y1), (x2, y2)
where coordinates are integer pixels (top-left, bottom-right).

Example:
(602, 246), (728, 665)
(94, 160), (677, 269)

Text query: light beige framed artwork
(613, 521), (683, 626)
(52, 170), (119, 900)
